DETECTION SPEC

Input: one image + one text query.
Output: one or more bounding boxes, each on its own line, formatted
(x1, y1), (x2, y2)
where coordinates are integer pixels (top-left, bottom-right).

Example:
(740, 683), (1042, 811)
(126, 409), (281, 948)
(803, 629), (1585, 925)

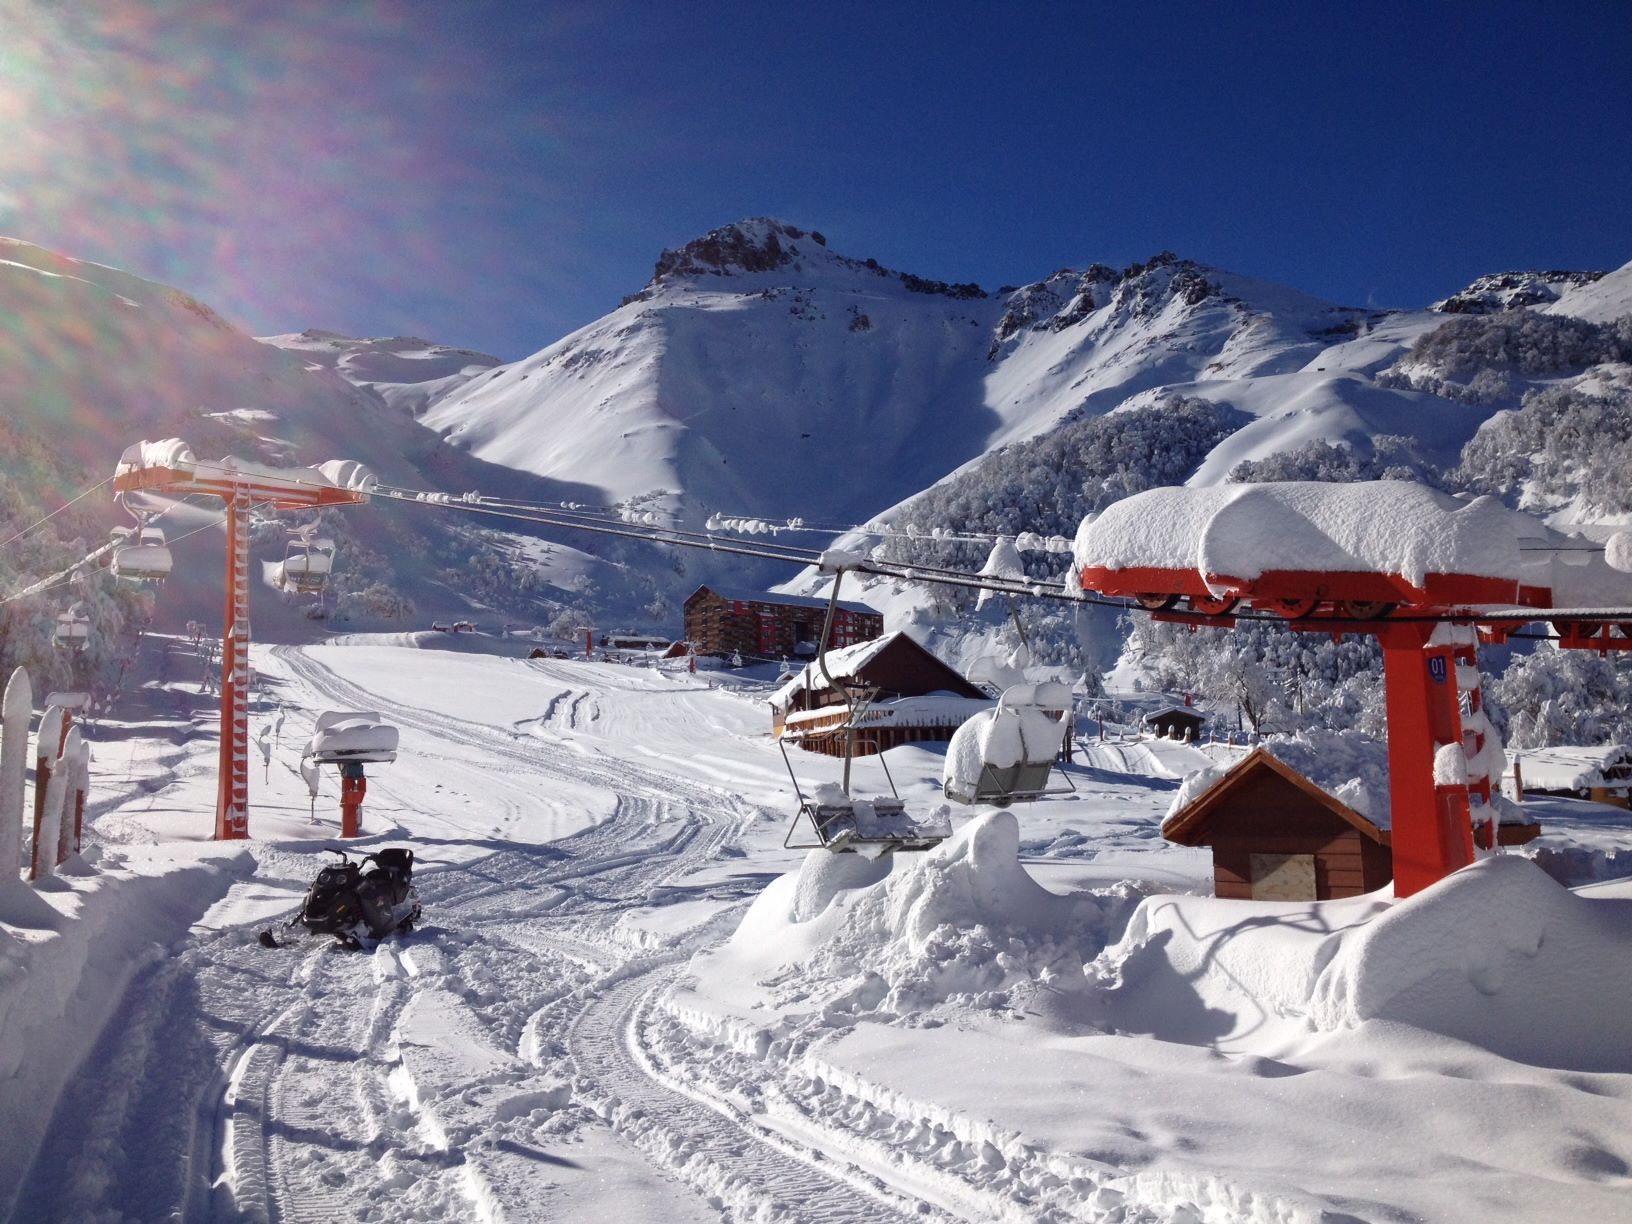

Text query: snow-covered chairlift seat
(304, 710), (399, 764)
(54, 608), (91, 651)
(112, 527), (172, 582)
(280, 537), (336, 593)
(786, 783), (952, 857)
(942, 681), (1074, 807)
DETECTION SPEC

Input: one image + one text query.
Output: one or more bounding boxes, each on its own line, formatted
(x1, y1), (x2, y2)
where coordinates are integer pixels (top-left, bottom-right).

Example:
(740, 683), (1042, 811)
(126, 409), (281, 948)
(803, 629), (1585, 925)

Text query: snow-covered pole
(1, 667), (32, 885)
(33, 722), (74, 881)
(56, 728), (85, 865)
(29, 706), (67, 881)
(300, 756), (321, 824)
(71, 734), (90, 858)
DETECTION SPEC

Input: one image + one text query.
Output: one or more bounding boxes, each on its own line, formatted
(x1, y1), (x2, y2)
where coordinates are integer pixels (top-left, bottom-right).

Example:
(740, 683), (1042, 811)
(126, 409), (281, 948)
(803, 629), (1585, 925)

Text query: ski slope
(7, 637), (1632, 1222)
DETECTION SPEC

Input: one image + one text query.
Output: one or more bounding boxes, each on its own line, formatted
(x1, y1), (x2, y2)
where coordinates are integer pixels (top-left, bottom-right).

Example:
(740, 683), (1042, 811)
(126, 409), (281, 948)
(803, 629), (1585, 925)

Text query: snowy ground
(4, 635), (1631, 1222)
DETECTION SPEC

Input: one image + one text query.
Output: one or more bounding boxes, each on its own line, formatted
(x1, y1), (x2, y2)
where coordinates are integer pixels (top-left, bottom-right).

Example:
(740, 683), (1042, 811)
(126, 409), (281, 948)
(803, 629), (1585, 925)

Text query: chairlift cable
(0, 476), (114, 551)
(127, 457), (1632, 628)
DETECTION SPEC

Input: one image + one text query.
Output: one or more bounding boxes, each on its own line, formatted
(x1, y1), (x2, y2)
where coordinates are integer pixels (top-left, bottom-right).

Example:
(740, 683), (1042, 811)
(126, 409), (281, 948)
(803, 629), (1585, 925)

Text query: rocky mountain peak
(650, 218), (823, 282)
(1433, 269), (1606, 315)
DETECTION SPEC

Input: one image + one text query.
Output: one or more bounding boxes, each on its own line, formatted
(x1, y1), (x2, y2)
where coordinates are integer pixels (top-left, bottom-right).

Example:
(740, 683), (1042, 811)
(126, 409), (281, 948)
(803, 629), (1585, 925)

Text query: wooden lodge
(770, 632), (990, 757)
(683, 585), (883, 660)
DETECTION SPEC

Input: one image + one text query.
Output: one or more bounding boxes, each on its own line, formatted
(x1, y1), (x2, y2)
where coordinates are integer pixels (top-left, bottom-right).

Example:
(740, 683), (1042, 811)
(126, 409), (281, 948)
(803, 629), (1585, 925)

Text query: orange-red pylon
(114, 443), (369, 839)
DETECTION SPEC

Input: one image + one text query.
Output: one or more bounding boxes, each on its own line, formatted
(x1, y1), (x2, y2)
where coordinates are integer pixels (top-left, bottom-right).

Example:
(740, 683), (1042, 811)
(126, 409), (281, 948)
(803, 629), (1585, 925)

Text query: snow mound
(1108, 858), (1632, 1071)
(707, 812), (1108, 1020)
(1311, 857), (1632, 1069)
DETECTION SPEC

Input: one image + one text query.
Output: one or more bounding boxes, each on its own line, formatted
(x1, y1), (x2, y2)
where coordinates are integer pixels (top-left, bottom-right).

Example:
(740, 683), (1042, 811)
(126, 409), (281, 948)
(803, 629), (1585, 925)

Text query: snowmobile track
(563, 961), (938, 1223)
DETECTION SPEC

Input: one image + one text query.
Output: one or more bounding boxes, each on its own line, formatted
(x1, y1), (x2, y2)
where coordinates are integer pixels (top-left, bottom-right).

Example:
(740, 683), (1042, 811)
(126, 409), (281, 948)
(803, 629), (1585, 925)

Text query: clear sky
(1, 0), (1628, 360)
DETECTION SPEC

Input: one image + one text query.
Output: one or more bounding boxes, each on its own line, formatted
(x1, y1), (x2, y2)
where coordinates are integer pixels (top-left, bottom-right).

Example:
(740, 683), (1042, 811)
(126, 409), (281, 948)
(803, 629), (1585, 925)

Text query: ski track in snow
(21, 647), (975, 1222)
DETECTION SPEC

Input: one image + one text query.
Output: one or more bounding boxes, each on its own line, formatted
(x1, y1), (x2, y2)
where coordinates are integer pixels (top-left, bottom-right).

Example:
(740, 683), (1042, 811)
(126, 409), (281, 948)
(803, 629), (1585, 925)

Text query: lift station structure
(1074, 481), (1632, 896)
(114, 440), (374, 839)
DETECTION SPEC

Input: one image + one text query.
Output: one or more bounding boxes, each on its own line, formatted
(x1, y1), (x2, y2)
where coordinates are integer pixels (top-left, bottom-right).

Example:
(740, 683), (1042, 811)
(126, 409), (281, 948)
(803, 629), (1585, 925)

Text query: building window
(1249, 853), (1316, 901)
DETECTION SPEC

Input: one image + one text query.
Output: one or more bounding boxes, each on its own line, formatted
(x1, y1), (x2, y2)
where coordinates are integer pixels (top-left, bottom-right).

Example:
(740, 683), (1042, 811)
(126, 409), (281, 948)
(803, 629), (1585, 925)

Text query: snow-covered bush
(1456, 383), (1632, 516)
(1397, 312), (1631, 380)
(879, 397), (1246, 665)
(1136, 617), (1387, 737)
(1490, 646), (1632, 750)
(1227, 434), (1438, 485)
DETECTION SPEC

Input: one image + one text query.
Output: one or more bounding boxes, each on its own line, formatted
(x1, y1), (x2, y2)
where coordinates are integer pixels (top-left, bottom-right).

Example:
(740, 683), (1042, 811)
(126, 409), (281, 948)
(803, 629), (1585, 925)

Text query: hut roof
(1162, 747), (1389, 847)
(1515, 744), (1632, 792)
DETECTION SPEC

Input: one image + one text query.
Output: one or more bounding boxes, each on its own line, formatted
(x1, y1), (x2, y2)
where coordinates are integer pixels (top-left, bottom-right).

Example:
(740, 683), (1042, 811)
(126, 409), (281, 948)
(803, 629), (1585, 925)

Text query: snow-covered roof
(783, 693), (991, 731)
(769, 633), (902, 708)
(1515, 745), (1632, 793)
(1142, 704), (1206, 723)
(694, 585), (879, 616)
(1162, 746), (1386, 845)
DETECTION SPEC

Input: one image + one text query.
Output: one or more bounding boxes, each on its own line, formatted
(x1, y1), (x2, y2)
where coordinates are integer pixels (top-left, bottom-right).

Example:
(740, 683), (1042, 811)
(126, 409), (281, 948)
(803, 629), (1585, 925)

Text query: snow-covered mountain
(417, 221), (1383, 528)
(1432, 269), (1606, 315)
(3, 223), (1628, 652)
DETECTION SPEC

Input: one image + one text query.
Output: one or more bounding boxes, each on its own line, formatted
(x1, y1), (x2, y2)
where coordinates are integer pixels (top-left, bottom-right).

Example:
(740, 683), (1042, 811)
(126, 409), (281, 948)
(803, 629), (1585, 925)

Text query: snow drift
(692, 811), (1113, 1021)
(1106, 857), (1632, 1071)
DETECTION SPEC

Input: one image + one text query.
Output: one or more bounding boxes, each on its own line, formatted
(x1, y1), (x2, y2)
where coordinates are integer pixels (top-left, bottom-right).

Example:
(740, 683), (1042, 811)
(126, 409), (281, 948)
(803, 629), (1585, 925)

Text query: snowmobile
(259, 847), (421, 950)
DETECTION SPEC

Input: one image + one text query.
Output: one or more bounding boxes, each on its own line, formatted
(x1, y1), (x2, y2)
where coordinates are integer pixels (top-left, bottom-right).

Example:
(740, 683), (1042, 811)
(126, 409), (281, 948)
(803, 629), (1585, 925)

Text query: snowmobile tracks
(558, 961), (937, 1223)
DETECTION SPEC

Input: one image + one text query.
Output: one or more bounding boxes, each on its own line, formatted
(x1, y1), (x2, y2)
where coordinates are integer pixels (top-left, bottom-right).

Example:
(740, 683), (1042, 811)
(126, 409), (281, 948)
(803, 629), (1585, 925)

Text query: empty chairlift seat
(112, 526), (172, 582)
(280, 536), (336, 594)
(788, 782), (952, 858)
(53, 606), (91, 652)
(943, 681), (1074, 806)
(304, 711), (399, 764)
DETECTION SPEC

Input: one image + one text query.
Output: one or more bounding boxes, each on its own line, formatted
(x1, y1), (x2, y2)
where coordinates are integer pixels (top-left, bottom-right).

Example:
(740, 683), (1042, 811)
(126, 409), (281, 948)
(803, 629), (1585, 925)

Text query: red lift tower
(1076, 481), (1632, 896)
(114, 440), (372, 840)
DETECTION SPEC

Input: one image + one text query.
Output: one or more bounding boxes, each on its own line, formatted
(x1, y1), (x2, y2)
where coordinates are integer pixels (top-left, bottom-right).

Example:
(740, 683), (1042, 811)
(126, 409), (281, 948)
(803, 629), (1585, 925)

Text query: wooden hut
(1164, 747), (1539, 900)
(683, 585), (883, 660)
(1143, 704), (1206, 741)
(1511, 744), (1632, 808)
(770, 632), (990, 757)
(1162, 748), (1394, 900)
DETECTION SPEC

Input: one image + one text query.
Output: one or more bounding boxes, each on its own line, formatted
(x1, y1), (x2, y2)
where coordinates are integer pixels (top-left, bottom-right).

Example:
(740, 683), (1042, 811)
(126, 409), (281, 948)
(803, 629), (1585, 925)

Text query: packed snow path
(22, 647), (934, 1222)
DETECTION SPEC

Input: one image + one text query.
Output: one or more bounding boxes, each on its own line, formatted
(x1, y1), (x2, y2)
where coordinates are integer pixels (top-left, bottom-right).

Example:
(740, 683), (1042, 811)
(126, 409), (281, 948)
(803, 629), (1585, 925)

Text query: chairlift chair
(54, 604), (91, 652)
(779, 734), (951, 855)
(112, 524), (172, 583)
(942, 682), (1077, 807)
(280, 533), (336, 594)
(778, 563), (952, 857)
(304, 710), (399, 764)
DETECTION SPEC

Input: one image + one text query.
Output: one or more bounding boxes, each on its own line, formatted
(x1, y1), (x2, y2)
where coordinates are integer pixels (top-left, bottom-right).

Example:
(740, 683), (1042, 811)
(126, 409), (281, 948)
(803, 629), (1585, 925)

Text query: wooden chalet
(1162, 748), (1394, 900)
(1511, 744), (1632, 808)
(683, 585), (883, 660)
(770, 632), (990, 757)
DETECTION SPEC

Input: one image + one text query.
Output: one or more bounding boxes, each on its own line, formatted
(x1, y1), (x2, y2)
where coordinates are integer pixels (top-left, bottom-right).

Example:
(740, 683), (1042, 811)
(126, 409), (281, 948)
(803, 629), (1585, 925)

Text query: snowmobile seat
(368, 847), (413, 875)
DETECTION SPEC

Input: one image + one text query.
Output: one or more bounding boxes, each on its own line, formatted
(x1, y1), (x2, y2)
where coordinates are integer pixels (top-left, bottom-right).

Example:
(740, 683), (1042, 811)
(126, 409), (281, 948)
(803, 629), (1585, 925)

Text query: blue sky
(2, 0), (1628, 359)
